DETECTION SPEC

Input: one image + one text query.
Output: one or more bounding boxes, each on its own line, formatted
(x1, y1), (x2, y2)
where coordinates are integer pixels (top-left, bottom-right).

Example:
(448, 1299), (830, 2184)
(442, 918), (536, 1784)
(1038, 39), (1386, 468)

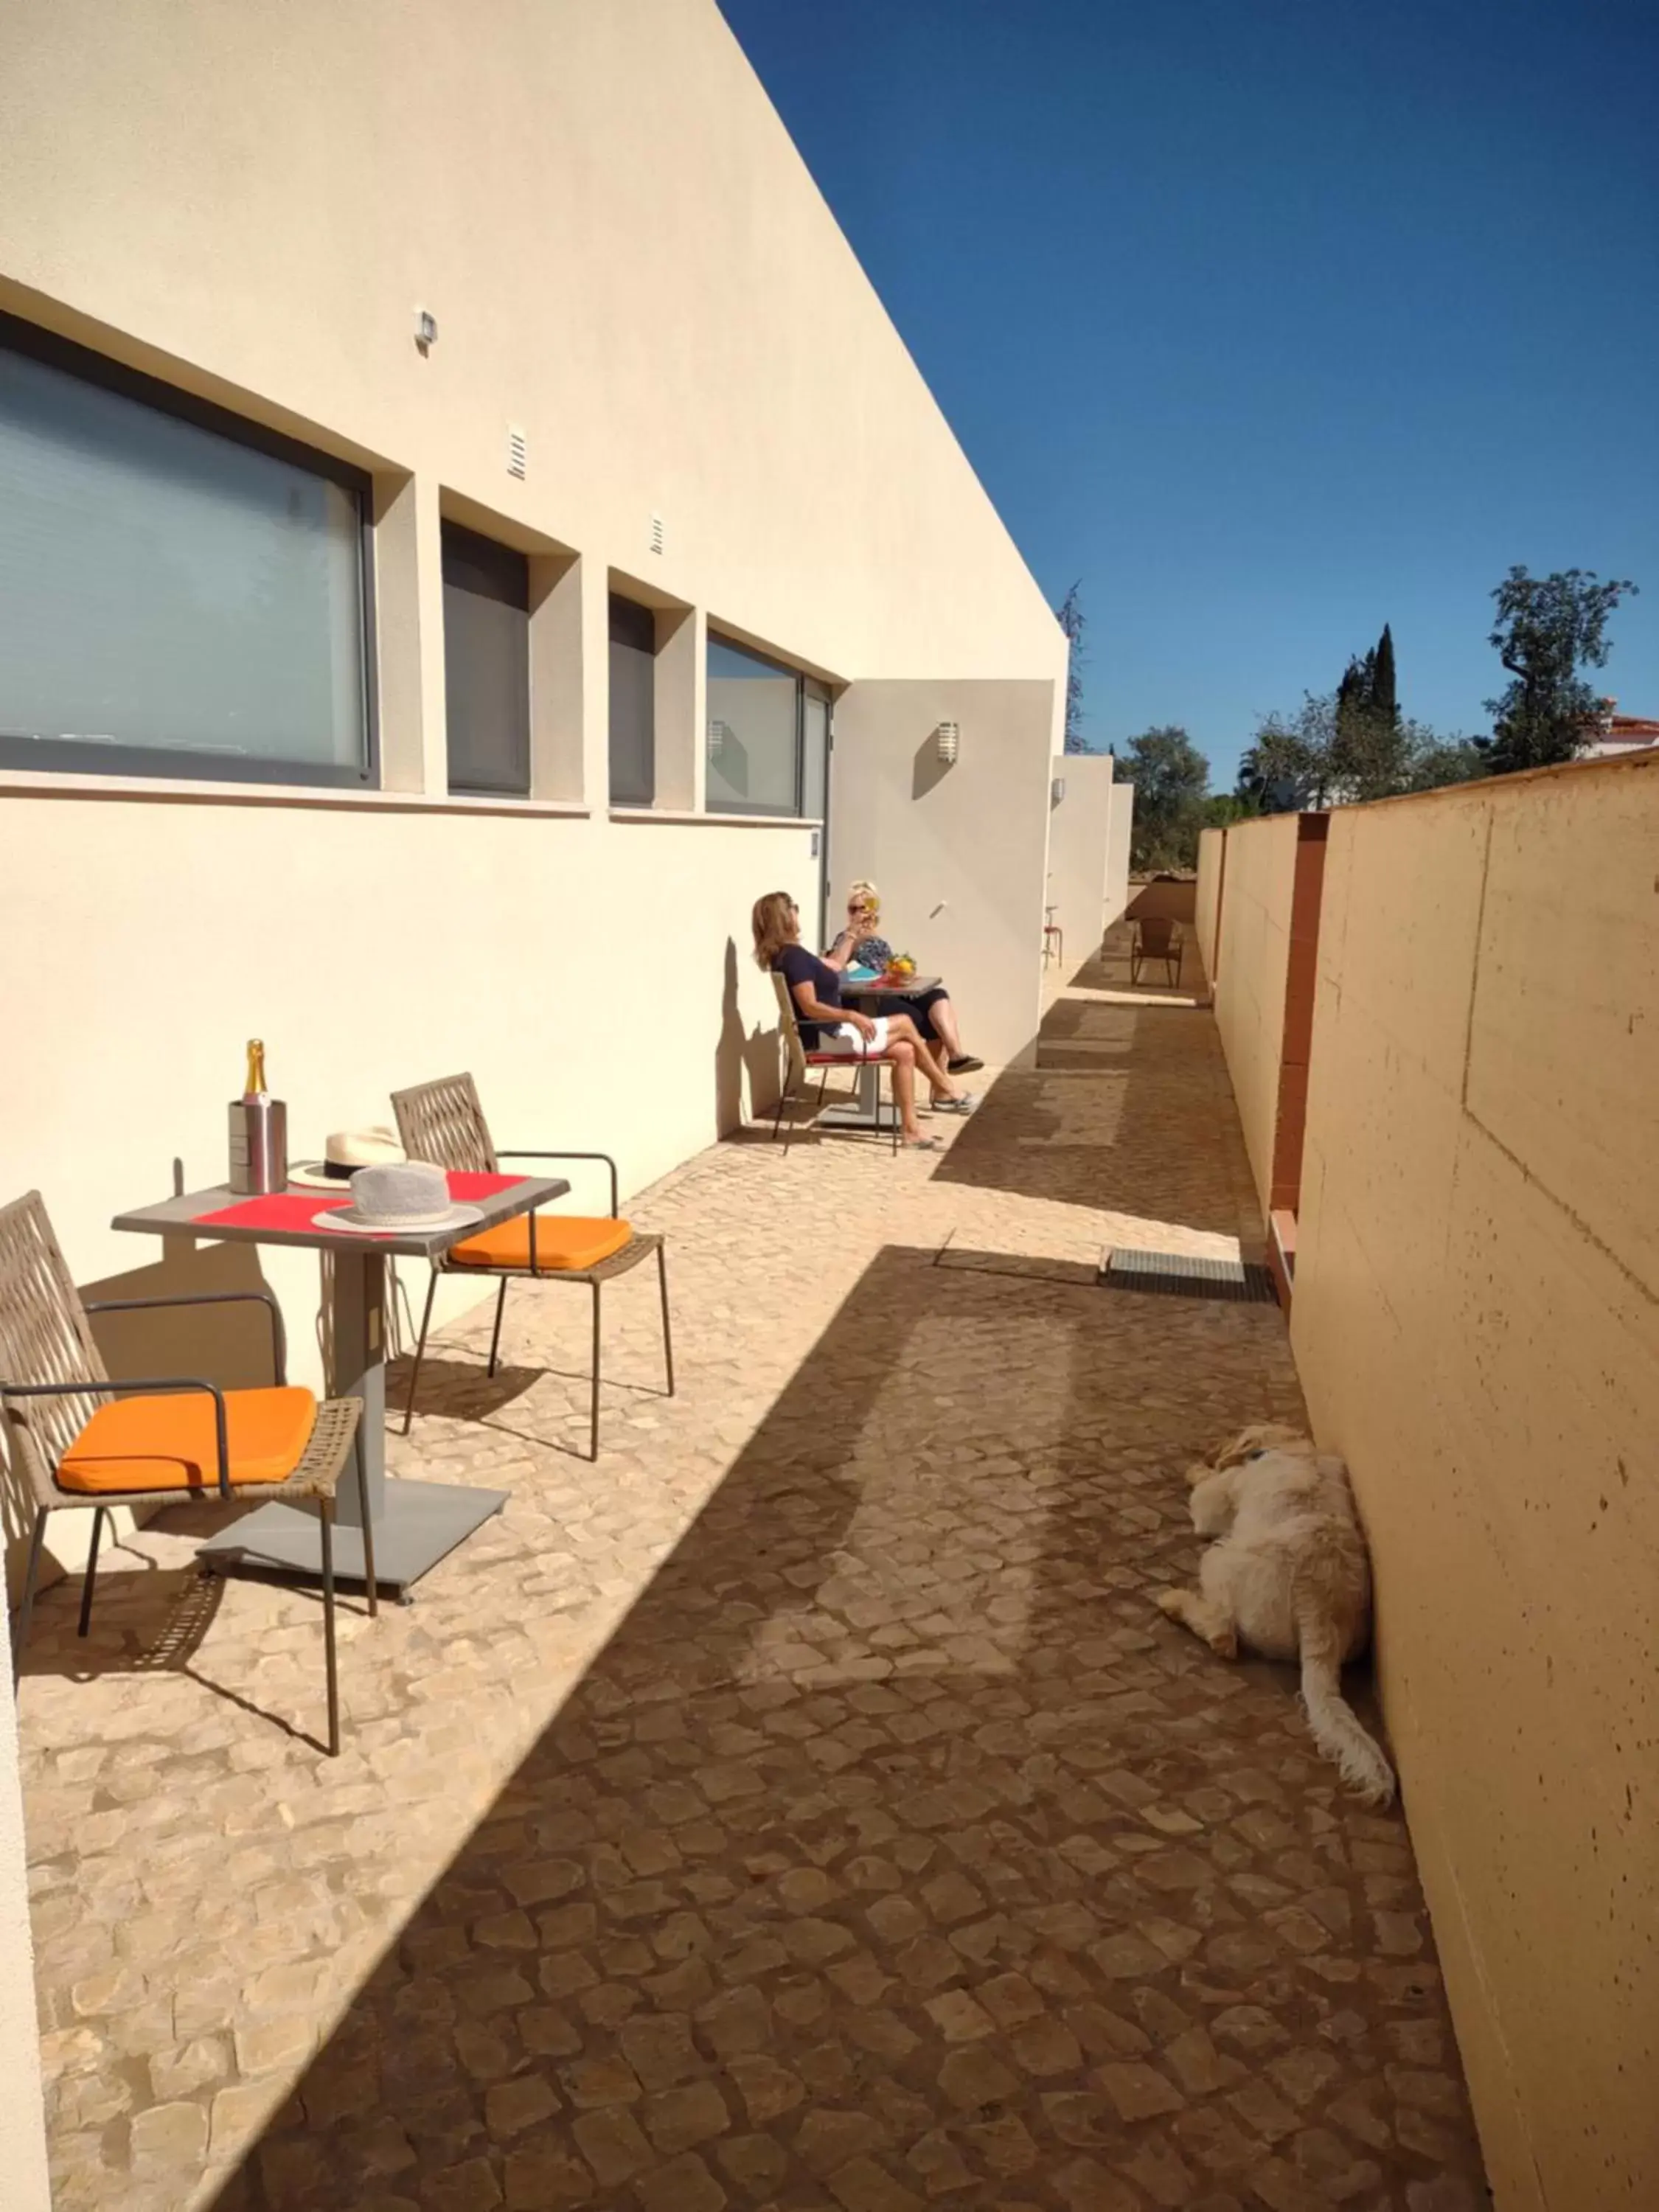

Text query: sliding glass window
(706, 632), (827, 818)
(443, 524), (530, 796)
(608, 594), (656, 806)
(0, 314), (372, 785)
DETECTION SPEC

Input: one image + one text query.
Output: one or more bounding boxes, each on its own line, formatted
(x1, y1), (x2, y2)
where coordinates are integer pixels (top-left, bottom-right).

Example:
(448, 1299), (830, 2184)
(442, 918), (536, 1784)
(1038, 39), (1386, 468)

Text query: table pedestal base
(197, 1479), (508, 1597)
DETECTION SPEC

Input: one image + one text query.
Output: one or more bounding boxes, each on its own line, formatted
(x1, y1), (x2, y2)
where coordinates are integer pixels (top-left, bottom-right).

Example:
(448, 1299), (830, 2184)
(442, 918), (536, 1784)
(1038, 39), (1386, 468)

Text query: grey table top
(111, 1175), (571, 1261)
(841, 974), (942, 998)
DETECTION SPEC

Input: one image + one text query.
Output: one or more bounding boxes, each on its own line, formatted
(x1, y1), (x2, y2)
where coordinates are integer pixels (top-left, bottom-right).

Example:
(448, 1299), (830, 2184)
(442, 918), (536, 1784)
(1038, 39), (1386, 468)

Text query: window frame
(705, 629), (827, 821)
(0, 308), (378, 790)
(607, 591), (658, 809)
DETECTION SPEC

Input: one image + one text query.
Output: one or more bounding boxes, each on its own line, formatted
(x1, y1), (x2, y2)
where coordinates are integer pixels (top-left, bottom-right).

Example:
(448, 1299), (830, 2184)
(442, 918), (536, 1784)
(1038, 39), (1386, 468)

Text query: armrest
(497, 1150), (619, 1219)
(84, 1288), (286, 1385)
(1, 1377), (232, 1500)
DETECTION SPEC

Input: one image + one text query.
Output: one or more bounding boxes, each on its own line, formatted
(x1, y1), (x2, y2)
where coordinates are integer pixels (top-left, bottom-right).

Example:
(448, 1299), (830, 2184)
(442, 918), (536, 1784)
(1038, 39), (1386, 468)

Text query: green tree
(1329, 625), (1408, 799)
(1482, 565), (1638, 773)
(1372, 622), (1397, 723)
(1237, 695), (1334, 813)
(1402, 727), (1484, 791)
(1056, 582), (1088, 754)
(1123, 724), (1210, 868)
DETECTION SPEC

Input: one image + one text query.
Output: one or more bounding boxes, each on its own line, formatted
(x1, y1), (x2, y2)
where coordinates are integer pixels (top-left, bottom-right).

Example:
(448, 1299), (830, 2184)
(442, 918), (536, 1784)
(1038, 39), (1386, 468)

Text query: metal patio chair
(392, 1074), (672, 1461)
(770, 973), (901, 1156)
(1, 1191), (369, 1756)
(1130, 916), (1184, 988)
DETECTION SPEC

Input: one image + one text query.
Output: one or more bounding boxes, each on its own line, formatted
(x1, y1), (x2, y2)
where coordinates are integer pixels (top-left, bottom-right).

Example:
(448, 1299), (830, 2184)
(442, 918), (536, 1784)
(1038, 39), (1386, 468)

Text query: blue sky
(720, 0), (1659, 786)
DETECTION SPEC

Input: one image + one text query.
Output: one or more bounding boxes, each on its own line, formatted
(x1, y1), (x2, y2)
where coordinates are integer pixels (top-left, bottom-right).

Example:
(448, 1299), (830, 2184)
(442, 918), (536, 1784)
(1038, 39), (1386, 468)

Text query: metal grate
(649, 511), (665, 555)
(1099, 1247), (1279, 1304)
(506, 426), (527, 480)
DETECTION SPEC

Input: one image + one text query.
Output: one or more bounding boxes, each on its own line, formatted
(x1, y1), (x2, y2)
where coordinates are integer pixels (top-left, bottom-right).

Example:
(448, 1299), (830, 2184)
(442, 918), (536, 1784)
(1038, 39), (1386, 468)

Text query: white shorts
(815, 1016), (890, 1057)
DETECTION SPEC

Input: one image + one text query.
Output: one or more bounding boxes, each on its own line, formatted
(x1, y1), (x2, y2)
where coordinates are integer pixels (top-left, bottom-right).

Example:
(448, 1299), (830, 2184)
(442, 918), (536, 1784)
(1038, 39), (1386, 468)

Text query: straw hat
(288, 1127), (407, 1192)
(316, 1162), (481, 1236)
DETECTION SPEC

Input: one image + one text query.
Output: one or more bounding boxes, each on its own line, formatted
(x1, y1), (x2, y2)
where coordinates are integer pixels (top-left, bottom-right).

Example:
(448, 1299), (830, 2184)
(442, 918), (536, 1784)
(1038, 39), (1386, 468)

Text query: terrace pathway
(17, 927), (1488, 2212)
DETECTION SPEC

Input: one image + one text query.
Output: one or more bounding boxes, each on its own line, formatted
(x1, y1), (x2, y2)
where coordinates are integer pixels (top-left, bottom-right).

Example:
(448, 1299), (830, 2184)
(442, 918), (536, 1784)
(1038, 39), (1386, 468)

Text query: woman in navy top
(752, 891), (975, 1149)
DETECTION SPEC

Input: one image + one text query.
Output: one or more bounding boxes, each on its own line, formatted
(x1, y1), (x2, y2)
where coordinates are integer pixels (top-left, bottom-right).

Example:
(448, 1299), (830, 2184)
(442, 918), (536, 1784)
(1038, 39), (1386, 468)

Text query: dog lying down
(1156, 1423), (1396, 1806)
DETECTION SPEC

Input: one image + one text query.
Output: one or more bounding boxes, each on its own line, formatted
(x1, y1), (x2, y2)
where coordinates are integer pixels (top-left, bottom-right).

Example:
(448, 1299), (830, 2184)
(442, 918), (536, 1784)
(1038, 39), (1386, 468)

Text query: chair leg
(656, 1244), (675, 1397)
(11, 1510), (49, 1680)
(355, 1434), (379, 1621)
(319, 1499), (340, 1758)
(887, 1064), (898, 1155)
(589, 1281), (602, 1462)
(487, 1279), (509, 1379)
(77, 1506), (108, 1639)
(772, 1077), (790, 1147)
(402, 1267), (439, 1436)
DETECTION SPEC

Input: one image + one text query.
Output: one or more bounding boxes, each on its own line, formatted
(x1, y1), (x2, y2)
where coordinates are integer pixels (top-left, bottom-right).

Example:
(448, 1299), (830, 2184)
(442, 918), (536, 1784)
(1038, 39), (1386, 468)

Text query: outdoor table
(819, 973), (942, 1134)
(110, 1170), (569, 1597)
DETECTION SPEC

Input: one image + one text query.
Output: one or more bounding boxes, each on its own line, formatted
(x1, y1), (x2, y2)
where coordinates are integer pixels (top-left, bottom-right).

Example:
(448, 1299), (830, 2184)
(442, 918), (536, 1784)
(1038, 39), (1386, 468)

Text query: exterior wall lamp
(935, 720), (960, 765)
(1051, 776), (1067, 804)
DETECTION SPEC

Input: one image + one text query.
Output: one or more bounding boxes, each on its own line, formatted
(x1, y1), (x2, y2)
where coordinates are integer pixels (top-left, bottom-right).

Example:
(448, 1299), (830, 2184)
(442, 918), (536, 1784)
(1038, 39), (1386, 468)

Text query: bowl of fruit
(883, 954), (917, 984)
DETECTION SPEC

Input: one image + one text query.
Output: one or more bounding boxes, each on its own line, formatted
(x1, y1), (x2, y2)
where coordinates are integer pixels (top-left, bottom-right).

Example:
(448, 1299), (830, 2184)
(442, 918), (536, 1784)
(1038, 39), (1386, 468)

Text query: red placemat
(195, 1172), (526, 1234)
(196, 1194), (349, 1231)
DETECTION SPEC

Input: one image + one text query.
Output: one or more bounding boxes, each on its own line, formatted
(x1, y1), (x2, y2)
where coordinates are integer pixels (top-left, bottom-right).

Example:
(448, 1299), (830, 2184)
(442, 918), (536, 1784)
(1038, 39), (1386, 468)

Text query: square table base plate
(816, 1099), (902, 1132)
(196, 1480), (508, 1597)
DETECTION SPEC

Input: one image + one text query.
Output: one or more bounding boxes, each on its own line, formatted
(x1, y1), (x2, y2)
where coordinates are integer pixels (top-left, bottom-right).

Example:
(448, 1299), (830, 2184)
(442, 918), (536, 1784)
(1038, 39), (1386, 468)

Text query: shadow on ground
(210, 1237), (1484, 2212)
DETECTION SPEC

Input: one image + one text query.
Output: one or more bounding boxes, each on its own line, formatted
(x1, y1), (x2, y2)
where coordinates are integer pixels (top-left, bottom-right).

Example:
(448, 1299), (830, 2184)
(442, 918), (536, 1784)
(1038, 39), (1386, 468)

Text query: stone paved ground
(18, 930), (1489, 2211)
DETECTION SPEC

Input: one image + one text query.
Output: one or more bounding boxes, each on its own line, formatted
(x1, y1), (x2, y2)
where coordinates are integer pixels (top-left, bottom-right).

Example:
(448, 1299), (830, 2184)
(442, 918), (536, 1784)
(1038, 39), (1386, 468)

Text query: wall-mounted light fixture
(1051, 776), (1067, 804)
(935, 720), (960, 765)
(414, 307), (438, 354)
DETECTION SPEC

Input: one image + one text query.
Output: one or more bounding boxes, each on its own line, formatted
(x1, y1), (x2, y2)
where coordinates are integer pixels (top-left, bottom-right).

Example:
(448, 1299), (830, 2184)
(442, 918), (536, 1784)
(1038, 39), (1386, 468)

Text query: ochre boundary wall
(1220, 754), (1659, 2208)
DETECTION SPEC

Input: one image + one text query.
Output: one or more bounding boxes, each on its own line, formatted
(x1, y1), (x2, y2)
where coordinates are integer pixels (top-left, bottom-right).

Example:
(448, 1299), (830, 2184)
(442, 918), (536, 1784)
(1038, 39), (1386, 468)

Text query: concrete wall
(1282, 753), (1659, 2208)
(1105, 780), (1134, 931)
(830, 684), (1057, 1065)
(1043, 751), (1115, 981)
(0, 1642), (49, 2211)
(0, 0), (1066, 1591)
(1194, 826), (1225, 987)
(1209, 813), (1299, 1220)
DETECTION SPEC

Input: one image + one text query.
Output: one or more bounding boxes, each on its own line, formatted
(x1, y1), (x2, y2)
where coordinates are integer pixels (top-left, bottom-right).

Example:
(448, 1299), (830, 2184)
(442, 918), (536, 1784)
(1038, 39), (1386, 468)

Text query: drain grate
(1099, 1247), (1279, 1303)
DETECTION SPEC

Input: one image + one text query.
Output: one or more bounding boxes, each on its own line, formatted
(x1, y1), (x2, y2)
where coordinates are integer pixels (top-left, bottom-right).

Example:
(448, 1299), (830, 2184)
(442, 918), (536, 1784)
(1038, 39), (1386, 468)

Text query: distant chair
(1130, 917), (1184, 988)
(1043, 907), (1065, 967)
(392, 1073), (672, 1461)
(771, 974), (900, 1156)
(1, 1190), (368, 1755)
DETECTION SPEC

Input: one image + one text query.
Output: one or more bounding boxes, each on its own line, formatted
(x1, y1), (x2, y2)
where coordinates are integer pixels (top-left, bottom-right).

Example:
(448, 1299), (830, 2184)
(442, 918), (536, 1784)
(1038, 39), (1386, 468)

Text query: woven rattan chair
(392, 1074), (672, 1461)
(1, 1192), (370, 1756)
(1131, 917), (1184, 988)
(770, 973), (900, 1156)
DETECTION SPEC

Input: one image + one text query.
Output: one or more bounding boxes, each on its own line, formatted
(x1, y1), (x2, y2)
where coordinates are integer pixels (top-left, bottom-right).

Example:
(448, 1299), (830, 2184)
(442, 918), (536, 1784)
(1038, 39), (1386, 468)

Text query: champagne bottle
(229, 1036), (287, 1193)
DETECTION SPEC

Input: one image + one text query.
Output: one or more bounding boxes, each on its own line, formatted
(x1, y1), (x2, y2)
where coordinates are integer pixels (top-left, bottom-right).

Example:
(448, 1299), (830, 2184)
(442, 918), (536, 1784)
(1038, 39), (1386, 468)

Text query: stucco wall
(0, 1642), (49, 2212)
(1043, 752), (1115, 981)
(0, 0), (1063, 692)
(1210, 813), (1300, 1221)
(829, 683), (1057, 1065)
(1105, 779), (1133, 929)
(1290, 752), (1659, 2209)
(1194, 826), (1225, 987)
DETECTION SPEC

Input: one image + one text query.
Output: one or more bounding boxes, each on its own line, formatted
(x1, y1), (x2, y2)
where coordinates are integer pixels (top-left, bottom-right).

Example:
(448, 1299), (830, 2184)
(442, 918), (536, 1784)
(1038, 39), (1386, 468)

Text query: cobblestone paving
(18, 933), (1489, 2211)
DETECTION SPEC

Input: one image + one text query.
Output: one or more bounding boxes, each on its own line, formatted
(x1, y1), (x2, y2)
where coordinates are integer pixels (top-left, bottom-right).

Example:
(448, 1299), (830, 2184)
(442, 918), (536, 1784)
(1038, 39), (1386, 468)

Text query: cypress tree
(1371, 624), (1398, 726)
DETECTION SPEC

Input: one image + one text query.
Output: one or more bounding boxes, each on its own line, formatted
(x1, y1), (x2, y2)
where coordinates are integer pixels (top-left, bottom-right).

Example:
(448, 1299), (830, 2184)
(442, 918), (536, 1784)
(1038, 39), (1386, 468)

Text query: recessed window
(442, 524), (530, 796)
(0, 314), (372, 785)
(706, 633), (828, 818)
(608, 594), (656, 807)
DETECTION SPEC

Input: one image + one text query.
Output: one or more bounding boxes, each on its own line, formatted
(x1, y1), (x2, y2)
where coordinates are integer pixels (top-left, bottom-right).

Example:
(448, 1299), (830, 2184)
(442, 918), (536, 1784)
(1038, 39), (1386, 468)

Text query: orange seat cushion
(447, 1214), (633, 1273)
(57, 1387), (318, 1497)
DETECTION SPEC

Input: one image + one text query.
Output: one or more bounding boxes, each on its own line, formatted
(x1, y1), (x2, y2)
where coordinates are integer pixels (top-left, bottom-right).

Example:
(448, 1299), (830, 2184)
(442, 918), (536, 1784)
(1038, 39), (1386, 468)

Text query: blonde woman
(824, 879), (983, 1075)
(753, 892), (975, 1150)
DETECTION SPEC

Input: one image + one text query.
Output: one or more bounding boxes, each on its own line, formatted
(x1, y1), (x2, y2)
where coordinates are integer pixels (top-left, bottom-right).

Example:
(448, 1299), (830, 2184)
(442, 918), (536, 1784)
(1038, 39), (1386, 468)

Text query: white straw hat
(289, 1127), (407, 1192)
(317, 1161), (481, 1236)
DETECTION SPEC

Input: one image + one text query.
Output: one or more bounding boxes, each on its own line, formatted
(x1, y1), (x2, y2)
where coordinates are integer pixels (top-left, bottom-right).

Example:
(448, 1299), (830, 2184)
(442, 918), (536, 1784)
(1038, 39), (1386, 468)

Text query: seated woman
(824, 878), (983, 1074)
(753, 891), (976, 1150)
